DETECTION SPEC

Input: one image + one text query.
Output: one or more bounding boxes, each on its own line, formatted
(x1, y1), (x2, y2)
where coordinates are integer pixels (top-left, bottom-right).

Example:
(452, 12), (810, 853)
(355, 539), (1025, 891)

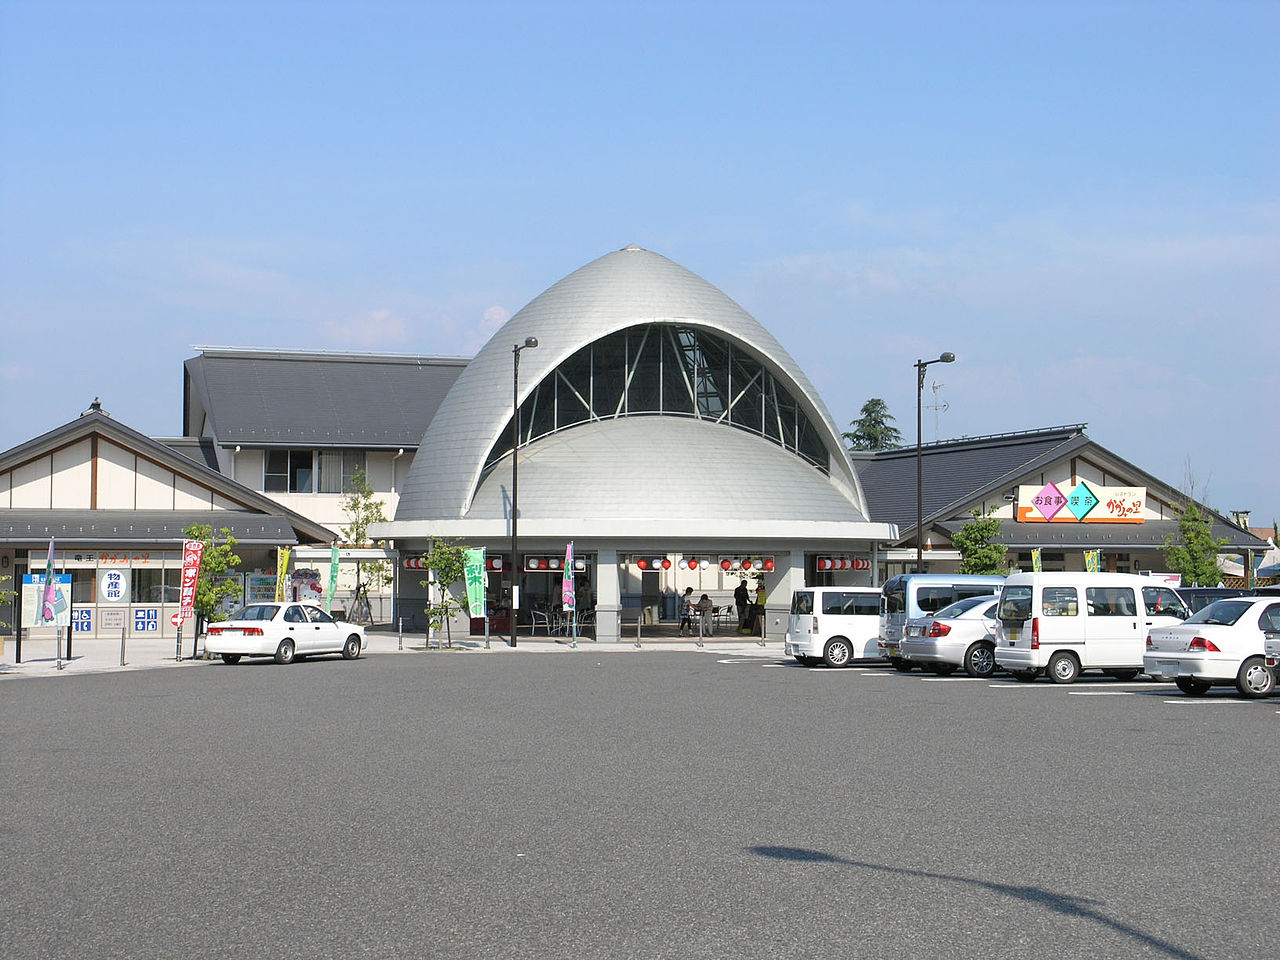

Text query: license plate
(1158, 661), (1180, 677)
(907, 626), (922, 637)
(885, 644), (899, 656)
(1005, 627), (1020, 643)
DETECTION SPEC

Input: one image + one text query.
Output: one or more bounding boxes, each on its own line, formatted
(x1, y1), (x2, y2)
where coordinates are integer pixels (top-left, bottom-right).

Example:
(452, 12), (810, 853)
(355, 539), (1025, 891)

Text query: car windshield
(1185, 599), (1253, 626)
(229, 604), (279, 621)
(998, 586), (1032, 622)
(933, 596), (988, 620)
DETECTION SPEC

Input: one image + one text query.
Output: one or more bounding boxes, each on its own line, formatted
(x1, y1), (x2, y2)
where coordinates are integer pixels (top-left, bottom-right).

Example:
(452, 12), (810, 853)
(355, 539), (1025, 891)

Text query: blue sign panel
(72, 608), (93, 633)
(134, 608), (160, 632)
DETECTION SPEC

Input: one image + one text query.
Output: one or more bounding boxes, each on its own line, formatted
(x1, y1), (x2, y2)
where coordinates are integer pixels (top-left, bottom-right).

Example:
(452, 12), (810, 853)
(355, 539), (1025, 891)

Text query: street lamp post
(915, 351), (956, 573)
(510, 336), (538, 646)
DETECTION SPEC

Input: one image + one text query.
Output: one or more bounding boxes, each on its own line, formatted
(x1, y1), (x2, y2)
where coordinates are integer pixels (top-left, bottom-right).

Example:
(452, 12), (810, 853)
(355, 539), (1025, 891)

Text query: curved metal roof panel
(395, 244), (866, 521)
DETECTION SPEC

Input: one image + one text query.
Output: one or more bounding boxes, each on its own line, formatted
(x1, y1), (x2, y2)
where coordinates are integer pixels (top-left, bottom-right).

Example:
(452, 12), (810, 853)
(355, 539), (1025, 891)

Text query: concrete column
(595, 547), (620, 643)
(760, 549), (804, 640)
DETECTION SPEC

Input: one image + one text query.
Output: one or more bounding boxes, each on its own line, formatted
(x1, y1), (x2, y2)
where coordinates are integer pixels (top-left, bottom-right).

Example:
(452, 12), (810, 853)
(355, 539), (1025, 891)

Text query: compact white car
(206, 603), (367, 665)
(1144, 597), (1280, 698)
(899, 597), (1000, 677)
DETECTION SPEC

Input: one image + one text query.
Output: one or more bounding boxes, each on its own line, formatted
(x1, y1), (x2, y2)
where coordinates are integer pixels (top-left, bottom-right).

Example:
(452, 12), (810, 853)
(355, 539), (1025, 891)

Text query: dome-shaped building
(377, 244), (896, 643)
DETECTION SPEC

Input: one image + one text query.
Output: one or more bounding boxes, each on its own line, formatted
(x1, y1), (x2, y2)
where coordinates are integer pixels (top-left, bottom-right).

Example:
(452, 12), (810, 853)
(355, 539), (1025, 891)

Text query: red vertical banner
(178, 539), (206, 625)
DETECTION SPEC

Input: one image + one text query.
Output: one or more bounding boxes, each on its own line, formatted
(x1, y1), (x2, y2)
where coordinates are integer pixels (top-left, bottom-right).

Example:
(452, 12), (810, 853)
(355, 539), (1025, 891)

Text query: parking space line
(920, 677), (981, 682)
(1160, 699), (1250, 705)
(1068, 691), (1134, 696)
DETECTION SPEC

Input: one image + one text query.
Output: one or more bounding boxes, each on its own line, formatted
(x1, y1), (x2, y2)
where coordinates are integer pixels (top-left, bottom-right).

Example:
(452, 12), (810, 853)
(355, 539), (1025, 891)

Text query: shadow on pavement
(747, 845), (1206, 960)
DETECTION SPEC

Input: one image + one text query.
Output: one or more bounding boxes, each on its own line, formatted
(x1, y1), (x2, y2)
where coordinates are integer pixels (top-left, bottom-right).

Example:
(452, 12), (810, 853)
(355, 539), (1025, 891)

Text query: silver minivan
(786, 587), (882, 667)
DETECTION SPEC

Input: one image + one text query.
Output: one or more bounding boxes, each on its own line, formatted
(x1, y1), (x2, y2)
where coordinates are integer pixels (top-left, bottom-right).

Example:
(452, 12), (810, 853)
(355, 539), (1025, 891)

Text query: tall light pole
(916, 351), (956, 573)
(510, 336), (538, 646)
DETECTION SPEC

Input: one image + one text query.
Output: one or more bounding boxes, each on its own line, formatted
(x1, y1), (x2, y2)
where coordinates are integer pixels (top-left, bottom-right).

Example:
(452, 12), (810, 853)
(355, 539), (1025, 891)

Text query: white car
(899, 597), (1000, 677)
(206, 603), (367, 665)
(1144, 597), (1280, 698)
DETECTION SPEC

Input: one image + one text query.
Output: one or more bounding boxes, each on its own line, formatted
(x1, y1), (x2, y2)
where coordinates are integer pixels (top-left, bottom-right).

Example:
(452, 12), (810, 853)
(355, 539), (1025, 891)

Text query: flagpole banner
(1031, 548), (1042, 573)
(178, 539), (206, 626)
(562, 541), (575, 611)
(41, 538), (57, 623)
(325, 543), (340, 613)
(275, 547), (291, 602)
(463, 548), (487, 616)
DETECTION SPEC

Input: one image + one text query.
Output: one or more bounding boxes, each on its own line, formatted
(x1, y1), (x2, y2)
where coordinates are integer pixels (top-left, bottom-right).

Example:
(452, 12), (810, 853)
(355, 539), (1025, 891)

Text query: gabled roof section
(160, 436), (220, 471)
(0, 411), (336, 544)
(184, 347), (469, 448)
(854, 425), (1089, 531)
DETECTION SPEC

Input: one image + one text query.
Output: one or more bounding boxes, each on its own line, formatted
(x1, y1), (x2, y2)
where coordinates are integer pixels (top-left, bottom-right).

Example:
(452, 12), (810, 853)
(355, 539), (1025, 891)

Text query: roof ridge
(871, 423), (1087, 457)
(192, 346), (471, 364)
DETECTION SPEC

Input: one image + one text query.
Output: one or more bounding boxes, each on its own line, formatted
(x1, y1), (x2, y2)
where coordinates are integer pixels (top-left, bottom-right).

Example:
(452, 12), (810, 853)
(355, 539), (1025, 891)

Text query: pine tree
(843, 398), (904, 451)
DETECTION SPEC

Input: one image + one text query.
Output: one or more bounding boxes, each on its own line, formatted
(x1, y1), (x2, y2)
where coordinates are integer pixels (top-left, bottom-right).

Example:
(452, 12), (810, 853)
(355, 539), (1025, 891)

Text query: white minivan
(995, 572), (1189, 683)
(786, 587), (882, 667)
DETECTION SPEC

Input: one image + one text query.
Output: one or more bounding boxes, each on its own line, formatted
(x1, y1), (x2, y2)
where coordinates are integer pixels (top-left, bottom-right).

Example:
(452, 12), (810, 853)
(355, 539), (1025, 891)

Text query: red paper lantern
(763, 559), (775, 571)
(720, 559), (732, 570)
(742, 559), (753, 570)
(661, 558), (672, 569)
(637, 559), (649, 570)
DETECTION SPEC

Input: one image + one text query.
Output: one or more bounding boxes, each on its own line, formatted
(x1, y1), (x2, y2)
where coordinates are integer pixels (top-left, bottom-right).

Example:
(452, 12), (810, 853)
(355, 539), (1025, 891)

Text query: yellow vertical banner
(1031, 548), (1042, 573)
(1084, 549), (1101, 573)
(275, 547), (291, 602)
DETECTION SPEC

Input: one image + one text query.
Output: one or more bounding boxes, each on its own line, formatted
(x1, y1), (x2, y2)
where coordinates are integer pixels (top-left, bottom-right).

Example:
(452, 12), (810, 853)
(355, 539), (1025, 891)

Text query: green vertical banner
(325, 543), (340, 613)
(1031, 548), (1042, 573)
(464, 548), (487, 617)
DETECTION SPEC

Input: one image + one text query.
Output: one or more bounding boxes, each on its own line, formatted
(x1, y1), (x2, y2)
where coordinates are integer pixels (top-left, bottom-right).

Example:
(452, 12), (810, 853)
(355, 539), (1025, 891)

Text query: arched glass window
(486, 325), (830, 472)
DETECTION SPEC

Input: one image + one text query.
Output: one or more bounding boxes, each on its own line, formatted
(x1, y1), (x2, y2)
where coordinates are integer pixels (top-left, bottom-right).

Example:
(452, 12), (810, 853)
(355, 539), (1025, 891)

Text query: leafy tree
(1163, 502), (1228, 587)
(182, 524), (243, 625)
(953, 508), (1008, 574)
(340, 467), (392, 623)
(419, 539), (469, 647)
(1, 573), (14, 633)
(843, 398), (904, 451)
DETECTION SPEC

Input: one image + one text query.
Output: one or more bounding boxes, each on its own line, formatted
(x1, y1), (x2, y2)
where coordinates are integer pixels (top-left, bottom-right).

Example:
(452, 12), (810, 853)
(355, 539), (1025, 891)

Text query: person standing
(678, 586), (695, 636)
(752, 582), (767, 635)
(734, 579), (750, 631)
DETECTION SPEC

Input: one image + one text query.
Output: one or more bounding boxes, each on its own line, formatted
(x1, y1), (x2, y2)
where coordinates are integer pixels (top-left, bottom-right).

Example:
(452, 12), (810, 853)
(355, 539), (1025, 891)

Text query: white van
(786, 587), (882, 667)
(878, 574), (1006, 669)
(995, 572), (1189, 683)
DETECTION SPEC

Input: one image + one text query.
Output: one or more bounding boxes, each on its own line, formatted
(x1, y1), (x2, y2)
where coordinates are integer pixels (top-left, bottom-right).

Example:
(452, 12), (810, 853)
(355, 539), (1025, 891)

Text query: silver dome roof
(395, 244), (869, 523)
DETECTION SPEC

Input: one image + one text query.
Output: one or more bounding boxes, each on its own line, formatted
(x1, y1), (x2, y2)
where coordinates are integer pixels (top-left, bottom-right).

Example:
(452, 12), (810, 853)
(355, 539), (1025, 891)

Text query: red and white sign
(178, 539), (205, 625)
(816, 556), (871, 572)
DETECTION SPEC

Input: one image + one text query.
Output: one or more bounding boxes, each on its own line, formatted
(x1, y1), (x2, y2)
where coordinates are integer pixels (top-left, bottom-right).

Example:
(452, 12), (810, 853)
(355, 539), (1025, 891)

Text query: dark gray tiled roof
(185, 350), (469, 447)
(161, 436), (219, 471)
(0, 510), (303, 545)
(854, 426), (1086, 529)
(935, 518), (1269, 551)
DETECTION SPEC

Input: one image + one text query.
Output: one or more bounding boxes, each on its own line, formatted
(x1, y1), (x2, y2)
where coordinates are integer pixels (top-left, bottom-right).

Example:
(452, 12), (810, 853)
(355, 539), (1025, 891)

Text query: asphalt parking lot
(3, 651), (1276, 960)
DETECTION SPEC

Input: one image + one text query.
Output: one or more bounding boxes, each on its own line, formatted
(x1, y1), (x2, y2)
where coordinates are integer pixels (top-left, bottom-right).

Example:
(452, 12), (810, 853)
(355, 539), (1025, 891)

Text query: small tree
(1, 573), (15, 634)
(1163, 503), (1228, 587)
(843, 398), (904, 451)
(419, 539), (469, 647)
(341, 467), (392, 624)
(953, 507), (1008, 574)
(182, 524), (243, 627)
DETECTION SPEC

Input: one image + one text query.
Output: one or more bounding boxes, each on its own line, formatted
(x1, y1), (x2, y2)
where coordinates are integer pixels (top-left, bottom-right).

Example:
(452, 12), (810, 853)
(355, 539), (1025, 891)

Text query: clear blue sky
(2, 1), (1276, 525)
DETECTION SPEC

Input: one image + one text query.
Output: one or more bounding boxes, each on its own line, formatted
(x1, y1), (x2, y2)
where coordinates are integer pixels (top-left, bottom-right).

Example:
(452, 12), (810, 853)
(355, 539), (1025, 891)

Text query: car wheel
(1047, 651), (1080, 684)
(1012, 669), (1039, 683)
(342, 635), (362, 660)
(891, 658), (914, 672)
(823, 638), (853, 668)
(963, 643), (995, 678)
(1175, 677), (1211, 696)
(220, 653), (241, 665)
(274, 638), (295, 665)
(1106, 669), (1140, 681)
(932, 663), (958, 676)
(1235, 656), (1275, 699)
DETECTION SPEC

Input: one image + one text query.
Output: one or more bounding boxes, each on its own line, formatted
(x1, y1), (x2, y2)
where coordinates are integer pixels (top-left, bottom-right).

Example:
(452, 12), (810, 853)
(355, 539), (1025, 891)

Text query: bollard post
(15, 627), (22, 664)
(56, 625), (63, 671)
(398, 616), (404, 651)
(120, 625), (127, 666)
(176, 625), (183, 662)
(66, 622), (74, 660)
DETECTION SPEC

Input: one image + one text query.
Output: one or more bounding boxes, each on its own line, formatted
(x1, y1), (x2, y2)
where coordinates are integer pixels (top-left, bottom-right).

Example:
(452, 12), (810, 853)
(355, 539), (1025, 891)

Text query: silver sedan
(899, 597), (1000, 677)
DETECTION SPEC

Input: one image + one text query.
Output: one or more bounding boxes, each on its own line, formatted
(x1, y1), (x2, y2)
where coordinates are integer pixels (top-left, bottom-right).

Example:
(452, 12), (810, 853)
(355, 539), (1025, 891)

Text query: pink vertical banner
(40, 538), (57, 622)
(179, 539), (206, 625)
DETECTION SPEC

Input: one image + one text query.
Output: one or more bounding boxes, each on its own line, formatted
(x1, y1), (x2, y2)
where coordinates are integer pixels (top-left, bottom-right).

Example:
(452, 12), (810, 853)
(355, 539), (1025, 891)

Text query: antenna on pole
(926, 382), (950, 442)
